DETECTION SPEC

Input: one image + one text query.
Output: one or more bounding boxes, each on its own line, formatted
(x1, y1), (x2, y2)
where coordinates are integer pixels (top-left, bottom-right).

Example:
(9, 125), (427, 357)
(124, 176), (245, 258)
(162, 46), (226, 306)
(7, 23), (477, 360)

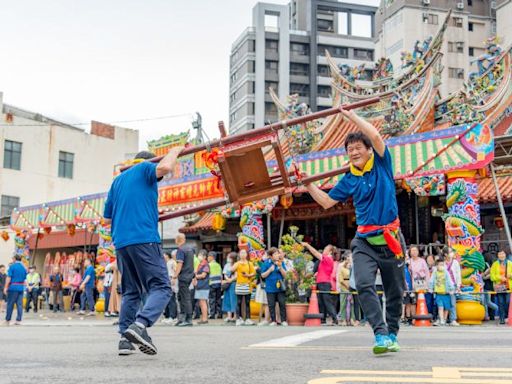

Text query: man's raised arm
(341, 109), (385, 157)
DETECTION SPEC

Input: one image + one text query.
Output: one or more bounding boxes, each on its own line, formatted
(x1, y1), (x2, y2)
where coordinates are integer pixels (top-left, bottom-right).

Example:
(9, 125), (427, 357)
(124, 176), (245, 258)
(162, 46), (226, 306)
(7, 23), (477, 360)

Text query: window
(1, 195), (19, 217)
(289, 83), (309, 97)
(290, 63), (309, 76)
(449, 67), (465, 79)
(469, 47), (474, 56)
(265, 60), (278, 75)
(318, 65), (330, 76)
(318, 85), (331, 97)
(248, 81), (255, 93)
(265, 102), (278, 116)
(58, 151), (74, 179)
(3, 140), (22, 170)
(249, 40), (255, 52)
(248, 60), (255, 72)
(468, 22), (474, 31)
(467, 0), (472, 6)
(351, 14), (372, 38)
(354, 49), (373, 61)
(319, 45), (348, 58)
(448, 42), (464, 53)
(248, 103), (255, 115)
(423, 13), (438, 24)
(451, 17), (463, 28)
(290, 43), (309, 56)
(265, 39), (279, 53)
(265, 81), (278, 93)
(317, 19), (334, 32)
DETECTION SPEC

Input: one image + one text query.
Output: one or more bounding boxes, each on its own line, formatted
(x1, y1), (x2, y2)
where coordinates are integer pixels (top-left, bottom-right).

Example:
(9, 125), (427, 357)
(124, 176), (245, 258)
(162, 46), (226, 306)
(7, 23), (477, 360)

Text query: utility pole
(191, 112), (203, 144)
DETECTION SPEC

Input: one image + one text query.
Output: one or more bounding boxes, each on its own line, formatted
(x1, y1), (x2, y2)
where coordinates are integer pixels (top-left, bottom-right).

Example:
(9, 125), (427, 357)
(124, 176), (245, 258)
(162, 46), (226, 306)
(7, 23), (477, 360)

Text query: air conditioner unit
(457, 69), (465, 76)
(456, 42), (464, 48)
(456, 2), (464, 10)
(423, 0), (431, 5)
(422, 12), (429, 22)
(490, 1), (496, 9)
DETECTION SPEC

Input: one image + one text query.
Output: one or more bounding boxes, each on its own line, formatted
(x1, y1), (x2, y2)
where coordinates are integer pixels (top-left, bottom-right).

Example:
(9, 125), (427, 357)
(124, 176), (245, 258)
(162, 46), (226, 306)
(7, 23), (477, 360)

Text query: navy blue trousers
(6, 290), (23, 322)
(117, 243), (171, 334)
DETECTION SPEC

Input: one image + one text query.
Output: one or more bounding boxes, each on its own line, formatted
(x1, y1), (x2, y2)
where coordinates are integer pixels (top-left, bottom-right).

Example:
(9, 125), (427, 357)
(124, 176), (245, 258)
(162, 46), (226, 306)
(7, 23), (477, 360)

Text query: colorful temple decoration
(14, 230), (30, 264)
(404, 174), (445, 196)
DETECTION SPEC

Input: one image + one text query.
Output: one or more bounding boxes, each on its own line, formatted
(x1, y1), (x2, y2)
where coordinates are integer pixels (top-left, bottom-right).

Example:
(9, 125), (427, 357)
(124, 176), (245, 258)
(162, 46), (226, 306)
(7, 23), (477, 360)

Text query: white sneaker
(236, 319), (245, 326)
(451, 321), (460, 327)
(281, 321), (289, 327)
(258, 320), (269, 326)
(86, 312), (95, 317)
(224, 317), (230, 322)
(161, 318), (175, 325)
(440, 320), (446, 326)
(77, 310), (85, 315)
(244, 319), (255, 326)
(269, 322), (277, 326)
(433, 319), (440, 326)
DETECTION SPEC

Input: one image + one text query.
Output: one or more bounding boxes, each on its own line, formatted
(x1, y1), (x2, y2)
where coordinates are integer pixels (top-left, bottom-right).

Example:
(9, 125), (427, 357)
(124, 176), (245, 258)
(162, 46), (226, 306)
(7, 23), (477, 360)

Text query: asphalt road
(1, 319), (512, 384)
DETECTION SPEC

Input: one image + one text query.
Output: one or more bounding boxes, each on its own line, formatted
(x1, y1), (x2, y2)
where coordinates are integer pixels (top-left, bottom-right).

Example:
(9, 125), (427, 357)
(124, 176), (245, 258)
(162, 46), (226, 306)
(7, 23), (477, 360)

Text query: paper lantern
(67, 224), (76, 236)
(494, 216), (504, 230)
(44, 226), (52, 235)
(280, 194), (293, 209)
(212, 212), (226, 232)
(1, 231), (9, 241)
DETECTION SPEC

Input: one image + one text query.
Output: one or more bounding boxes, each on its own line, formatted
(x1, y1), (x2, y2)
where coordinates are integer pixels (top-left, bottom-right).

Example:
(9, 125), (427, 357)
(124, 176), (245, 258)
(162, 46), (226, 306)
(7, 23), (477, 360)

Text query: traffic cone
(304, 289), (322, 327)
(507, 293), (512, 326)
(413, 291), (432, 327)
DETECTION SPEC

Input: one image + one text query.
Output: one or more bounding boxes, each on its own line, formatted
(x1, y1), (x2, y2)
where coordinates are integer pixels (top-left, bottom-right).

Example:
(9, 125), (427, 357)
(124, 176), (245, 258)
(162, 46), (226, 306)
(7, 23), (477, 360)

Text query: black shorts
(403, 292), (416, 305)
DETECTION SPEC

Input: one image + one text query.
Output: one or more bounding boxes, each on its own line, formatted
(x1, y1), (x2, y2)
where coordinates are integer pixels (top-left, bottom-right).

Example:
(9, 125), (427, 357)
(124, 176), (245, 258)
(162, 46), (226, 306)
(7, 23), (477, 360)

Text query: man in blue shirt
(305, 109), (405, 355)
(78, 259), (96, 316)
(3, 255), (27, 325)
(104, 146), (182, 356)
(261, 247), (288, 326)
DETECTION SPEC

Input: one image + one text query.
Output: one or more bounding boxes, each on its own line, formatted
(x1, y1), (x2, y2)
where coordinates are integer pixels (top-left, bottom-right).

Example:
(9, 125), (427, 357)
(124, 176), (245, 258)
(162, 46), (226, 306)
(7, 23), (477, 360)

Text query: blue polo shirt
(260, 259), (287, 293)
(7, 262), (27, 292)
(104, 162), (160, 249)
(82, 265), (96, 289)
(328, 147), (398, 236)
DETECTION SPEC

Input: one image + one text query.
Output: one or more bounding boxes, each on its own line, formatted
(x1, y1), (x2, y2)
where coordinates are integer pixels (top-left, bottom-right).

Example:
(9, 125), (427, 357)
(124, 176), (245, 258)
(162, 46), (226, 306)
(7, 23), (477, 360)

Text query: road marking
(248, 330), (346, 348)
(308, 367), (512, 383)
(243, 345), (512, 353)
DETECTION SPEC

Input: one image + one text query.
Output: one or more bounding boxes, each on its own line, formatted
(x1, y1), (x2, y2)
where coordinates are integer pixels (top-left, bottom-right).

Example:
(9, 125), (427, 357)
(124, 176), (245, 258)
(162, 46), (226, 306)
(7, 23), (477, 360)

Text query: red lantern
(1, 231), (9, 241)
(494, 216), (505, 230)
(67, 224), (76, 236)
(44, 226), (52, 235)
(280, 194), (293, 209)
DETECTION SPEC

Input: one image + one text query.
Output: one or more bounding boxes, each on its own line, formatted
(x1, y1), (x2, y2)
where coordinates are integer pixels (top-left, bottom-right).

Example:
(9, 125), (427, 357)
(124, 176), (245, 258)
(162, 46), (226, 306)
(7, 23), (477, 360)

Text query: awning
(28, 229), (99, 250)
(179, 212), (215, 233)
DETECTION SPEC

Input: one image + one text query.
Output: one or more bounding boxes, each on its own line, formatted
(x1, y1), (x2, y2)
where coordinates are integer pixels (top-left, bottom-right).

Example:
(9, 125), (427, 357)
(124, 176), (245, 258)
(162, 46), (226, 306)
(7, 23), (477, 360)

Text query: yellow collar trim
(350, 154), (374, 176)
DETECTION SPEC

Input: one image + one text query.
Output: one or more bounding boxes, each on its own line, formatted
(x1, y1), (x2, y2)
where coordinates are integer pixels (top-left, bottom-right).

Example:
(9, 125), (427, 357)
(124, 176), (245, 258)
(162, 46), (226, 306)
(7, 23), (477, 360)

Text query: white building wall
(497, 0), (512, 46)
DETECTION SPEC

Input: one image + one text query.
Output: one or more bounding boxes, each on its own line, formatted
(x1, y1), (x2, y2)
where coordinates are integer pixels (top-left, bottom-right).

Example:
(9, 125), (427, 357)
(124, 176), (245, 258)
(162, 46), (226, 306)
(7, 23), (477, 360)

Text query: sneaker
(235, 319), (245, 326)
(86, 312), (95, 317)
(161, 318), (175, 325)
(197, 320), (209, 325)
(440, 320), (446, 326)
(224, 317), (230, 323)
(388, 333), (400, 352)
(372, 334), (392, 355)
(104, 312), (111, 318)
(244, 319), (255, 326)
(499, 319), (506, 325)
(281, 321), (289, 327)
(77, 310), (85, 315)
(450, 321), (460, 327)
(258, 320), (269, 326)
(269, 322), (277, 326)
(177, 321), (193, 327)
(14, 321), (22, 326)
(118, 338), (136, 356)
(433, 319), (440, 326)
(123, 323), (157, 356)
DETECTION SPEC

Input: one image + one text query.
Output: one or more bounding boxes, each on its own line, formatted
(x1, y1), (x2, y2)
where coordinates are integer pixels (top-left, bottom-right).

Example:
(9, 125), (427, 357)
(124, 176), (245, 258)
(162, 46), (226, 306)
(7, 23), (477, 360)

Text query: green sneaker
(372, 334), (391, 355)
(388, 333), (400, 352)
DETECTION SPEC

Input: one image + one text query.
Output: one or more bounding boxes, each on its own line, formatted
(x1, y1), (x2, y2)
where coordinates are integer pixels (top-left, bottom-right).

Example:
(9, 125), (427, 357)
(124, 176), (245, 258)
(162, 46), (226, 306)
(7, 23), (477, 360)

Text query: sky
(0, 0), (379, 149)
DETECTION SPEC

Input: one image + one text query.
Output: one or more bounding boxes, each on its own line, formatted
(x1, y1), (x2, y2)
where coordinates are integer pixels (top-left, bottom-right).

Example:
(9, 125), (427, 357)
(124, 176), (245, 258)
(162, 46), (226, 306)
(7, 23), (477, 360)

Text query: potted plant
(281, 226), (315, 325)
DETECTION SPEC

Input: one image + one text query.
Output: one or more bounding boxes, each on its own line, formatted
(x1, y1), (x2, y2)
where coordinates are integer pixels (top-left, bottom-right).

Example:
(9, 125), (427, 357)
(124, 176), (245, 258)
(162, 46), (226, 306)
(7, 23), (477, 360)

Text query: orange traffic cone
(413, 291), (432, 327)
(304, 289), (322, 326)
(507, 293), (512, 327)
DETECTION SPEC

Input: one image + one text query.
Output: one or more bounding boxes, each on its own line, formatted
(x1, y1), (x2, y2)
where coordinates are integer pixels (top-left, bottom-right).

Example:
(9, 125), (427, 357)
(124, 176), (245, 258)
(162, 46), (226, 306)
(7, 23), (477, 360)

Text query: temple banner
(158, 179), (223, 206)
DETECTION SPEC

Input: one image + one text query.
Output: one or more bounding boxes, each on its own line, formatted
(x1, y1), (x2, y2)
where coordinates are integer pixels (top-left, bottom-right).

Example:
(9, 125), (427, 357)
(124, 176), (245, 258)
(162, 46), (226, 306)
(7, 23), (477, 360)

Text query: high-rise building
(374, 0), (496, 98)
(229, 0), (377, 134)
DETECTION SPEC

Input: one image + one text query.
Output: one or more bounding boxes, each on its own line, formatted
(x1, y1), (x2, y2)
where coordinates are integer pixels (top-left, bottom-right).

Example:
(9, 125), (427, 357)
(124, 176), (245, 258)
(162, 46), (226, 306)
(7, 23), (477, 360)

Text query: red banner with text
(158, 178), (223, 206)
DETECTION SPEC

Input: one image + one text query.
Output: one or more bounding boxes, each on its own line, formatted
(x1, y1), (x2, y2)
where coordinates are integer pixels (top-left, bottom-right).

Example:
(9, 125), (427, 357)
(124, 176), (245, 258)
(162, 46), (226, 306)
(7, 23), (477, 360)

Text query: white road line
(249, 330), (347, 348)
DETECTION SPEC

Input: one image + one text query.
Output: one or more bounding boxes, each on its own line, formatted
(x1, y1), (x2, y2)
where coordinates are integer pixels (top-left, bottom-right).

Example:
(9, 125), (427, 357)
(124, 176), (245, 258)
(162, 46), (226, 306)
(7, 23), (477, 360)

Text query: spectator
(78, 258), (96, 316)
(162, 252), (178, 325)
(445, 249), (461, 326)
(208, 252), (222, 320)
(260, 247), (288, 326)
(254, 252), (270, 326)
(409, 246), (429, 292)
(103, 262), (114, 317)
(425, 254), (437, 320)
(338, 255), (354, 326)
(402, 255), (415, 325)
(194, 251), (210, 325)
(25, 266), (41, 313)
(0, 264), (6, 313)
(430, 258), (455, 326)
(192, 250), (206, 320)
(348, 256), (363, 326)
(108, 261), (121, 317)
(221, 252), (237, 323)
(490, 250), (512, 325)
(69, 267), (82, 311)
(482, 257), (498, 321)
(49, 266), (64, 313)
(302, 242), (338, 325)
(173, 234), (194, 327)
(332, 249), (341, 314)
(232, 249), (256, 326)
(4, 255), (27, 326)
